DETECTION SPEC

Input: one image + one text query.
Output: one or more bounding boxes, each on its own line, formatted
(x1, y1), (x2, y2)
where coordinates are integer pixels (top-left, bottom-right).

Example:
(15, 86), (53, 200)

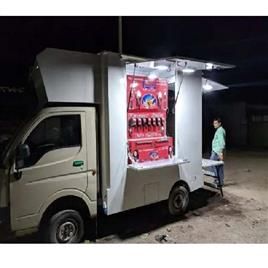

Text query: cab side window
(24, 115), (81, 167)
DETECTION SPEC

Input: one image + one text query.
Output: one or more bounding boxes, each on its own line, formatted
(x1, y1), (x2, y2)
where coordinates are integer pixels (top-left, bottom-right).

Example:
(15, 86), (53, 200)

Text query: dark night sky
(1, 16), (268, 104)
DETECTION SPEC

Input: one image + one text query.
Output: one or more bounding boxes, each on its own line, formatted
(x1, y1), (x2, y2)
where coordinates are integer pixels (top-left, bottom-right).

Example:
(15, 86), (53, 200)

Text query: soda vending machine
(127, 75), (173, 163)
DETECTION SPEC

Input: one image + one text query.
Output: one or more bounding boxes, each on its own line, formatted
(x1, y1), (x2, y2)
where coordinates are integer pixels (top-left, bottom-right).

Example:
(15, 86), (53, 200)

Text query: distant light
(148, 73), (158, 80)
(182, 68), (195, 73)
(206, 63), (214, 70)
(156, 65), (168, 71)
(203, 83), (213, 91)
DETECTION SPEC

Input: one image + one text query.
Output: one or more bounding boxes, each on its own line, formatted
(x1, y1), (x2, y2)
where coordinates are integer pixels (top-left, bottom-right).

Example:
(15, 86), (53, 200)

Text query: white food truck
(0, 48), (232, 242)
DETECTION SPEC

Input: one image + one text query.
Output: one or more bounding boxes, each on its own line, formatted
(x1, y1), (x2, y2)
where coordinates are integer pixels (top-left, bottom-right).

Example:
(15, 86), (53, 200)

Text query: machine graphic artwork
(127, 75), (173, 163)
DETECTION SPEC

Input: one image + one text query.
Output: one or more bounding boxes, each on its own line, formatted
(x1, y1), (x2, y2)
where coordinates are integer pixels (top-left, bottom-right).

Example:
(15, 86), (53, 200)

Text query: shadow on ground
(97, 188), (218, 242)
(0, 188), (220, 243)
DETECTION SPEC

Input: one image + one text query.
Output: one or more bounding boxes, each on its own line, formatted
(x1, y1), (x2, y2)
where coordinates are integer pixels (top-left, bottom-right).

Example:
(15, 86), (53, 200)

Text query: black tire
(168, 184), (189, 216)
(43, 209), (85, 243)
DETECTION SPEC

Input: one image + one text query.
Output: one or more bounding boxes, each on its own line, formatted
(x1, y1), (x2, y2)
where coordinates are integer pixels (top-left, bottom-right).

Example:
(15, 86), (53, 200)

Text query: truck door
(9, 108), (97, 231)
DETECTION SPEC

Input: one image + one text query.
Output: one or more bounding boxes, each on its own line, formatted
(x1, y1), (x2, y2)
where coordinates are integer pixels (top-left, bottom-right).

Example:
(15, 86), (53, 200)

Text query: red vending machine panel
(127, 75), (173, 163)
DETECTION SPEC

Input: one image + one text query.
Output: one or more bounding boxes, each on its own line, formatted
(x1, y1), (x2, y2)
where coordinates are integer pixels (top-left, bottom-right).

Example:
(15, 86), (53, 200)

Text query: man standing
(210, 118), (226, 187)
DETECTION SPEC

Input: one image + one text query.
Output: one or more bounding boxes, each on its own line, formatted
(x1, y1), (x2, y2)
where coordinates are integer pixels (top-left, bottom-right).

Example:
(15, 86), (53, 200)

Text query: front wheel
(168, 184), (189, 216)
(43, 209), (85, 243)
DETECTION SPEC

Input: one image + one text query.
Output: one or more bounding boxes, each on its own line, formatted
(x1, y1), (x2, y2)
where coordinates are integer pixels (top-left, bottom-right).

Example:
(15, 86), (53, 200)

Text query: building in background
(203, 88), (268, 153)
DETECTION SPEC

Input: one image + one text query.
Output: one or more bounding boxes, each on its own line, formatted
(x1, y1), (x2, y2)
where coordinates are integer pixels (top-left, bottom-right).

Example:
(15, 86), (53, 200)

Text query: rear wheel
(43, 209), (85, 243)
(168, 184), (189, 216)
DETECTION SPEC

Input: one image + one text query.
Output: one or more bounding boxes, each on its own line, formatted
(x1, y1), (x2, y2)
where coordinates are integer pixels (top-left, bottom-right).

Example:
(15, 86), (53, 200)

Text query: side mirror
(15, 144), (30, 170)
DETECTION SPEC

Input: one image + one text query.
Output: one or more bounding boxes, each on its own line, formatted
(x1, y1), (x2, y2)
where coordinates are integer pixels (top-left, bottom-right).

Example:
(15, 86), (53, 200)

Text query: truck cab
(0, 106), (98, 242)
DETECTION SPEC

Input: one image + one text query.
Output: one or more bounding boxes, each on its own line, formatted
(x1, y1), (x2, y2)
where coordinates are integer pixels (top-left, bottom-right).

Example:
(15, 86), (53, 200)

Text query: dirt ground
(1, 150), (268, 243)
(96, 149), (268, 243)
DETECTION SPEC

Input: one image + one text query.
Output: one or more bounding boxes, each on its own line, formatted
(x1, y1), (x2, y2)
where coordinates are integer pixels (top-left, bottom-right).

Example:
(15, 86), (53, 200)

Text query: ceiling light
(149, 61), (154, 68)
(148, 73), (158, 80)
(156, 65), (168, 71)
(202, 83), (213, 91)
(206, 63), (214, 70)
(182, 68), (195, 73)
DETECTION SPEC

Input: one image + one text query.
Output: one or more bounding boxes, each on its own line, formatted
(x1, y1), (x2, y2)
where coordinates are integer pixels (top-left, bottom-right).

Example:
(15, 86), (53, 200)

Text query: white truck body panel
(34, 48), (97, 106)
(175, 71), (203, 192)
